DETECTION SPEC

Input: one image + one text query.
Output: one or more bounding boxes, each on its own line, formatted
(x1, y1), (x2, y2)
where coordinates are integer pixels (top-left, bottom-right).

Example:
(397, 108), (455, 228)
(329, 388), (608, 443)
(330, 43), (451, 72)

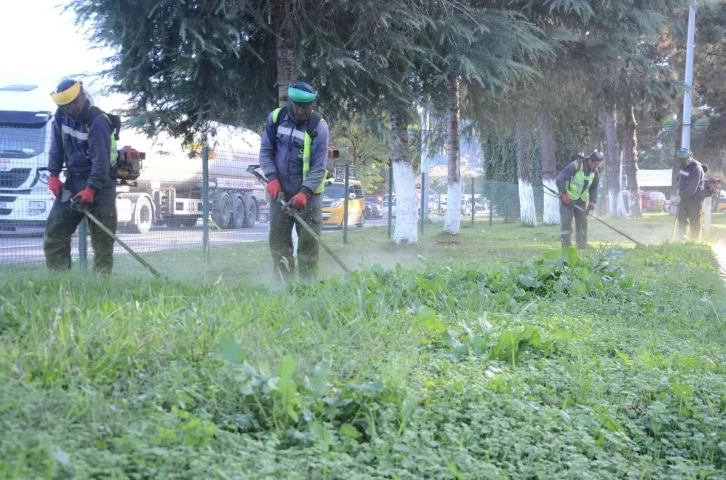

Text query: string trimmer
(246, 165), (351, 274)
(63, 190), (164, 278)
(542, 184), (644, 247)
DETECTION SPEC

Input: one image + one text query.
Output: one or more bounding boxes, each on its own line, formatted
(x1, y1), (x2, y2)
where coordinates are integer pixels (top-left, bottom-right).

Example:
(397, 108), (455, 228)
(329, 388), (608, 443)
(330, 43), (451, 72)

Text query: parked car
(640, 190), (666, 212)
(365, 195), (384, 212)
(382, 195), (397, 218)
(715, 190), (726, 213)
(365, 201), (383, 219)
(321, 179), (366, 228)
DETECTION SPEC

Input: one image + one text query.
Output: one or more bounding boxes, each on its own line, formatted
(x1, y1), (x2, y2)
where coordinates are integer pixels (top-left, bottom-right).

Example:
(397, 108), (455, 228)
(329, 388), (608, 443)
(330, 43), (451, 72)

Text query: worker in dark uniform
(259, 82), (329, 280)
(674, 148), (705, 240)
(44, 79), (118, 273)
(556, 151), (602, 249)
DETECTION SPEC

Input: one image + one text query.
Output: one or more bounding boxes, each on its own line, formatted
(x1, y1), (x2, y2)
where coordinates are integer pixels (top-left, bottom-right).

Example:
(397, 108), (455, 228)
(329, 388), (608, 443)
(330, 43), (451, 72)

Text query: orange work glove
(561, 193), (570, 205)
(588, 201), (596, 211)
(74, 187), (96, 206)
(290, 191), (309, 209)
(48, 176), (63, 197)
(266, 178), (282, 200)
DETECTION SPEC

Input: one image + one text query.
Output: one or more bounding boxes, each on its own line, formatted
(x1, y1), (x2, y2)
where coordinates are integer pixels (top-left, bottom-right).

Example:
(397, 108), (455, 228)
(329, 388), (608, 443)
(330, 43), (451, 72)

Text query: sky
(0, 0), (110, 86)
(0, 0), (261, 154)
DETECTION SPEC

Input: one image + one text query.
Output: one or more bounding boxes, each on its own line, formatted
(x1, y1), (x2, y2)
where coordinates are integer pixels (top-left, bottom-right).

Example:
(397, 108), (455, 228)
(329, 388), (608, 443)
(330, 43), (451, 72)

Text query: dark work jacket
(48, 101), (113, 192)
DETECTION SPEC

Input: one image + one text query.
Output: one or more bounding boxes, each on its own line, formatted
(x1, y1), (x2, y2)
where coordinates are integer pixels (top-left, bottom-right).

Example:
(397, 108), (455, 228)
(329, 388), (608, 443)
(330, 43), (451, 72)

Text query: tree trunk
(516, 116), (537, 227)
(390, 105), (418, 243)
(602, 110), (626, 217)
(274, 0), (295, 107)
(623, 105), (642, 217)
(444, 77), (461, 234)
(538, 111), (559, 225)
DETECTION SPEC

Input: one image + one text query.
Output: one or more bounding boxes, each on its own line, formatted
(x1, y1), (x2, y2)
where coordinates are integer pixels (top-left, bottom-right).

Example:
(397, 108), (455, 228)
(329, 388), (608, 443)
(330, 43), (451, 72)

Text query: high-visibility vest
(566, 160), (595, 202)
(272, 107), (326, 194)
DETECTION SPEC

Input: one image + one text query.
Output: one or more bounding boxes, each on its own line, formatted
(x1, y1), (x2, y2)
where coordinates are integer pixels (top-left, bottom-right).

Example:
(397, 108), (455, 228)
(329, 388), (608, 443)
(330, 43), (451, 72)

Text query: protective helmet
(51, 79), (83, 106)
(588, 151), (604, 161)
(287, 82), (317, 104)
(677, 148), (692, 159)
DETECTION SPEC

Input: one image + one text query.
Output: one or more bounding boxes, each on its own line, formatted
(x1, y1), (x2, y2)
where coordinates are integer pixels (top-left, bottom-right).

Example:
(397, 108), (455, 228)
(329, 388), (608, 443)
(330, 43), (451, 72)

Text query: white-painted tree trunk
(392, 161), (419, 243)
(608, 189), (627, 217)
(389, 105), (418, 244)
(444, 182), (462, 233)
(518, 181), (537, 227)
(516, 117), (537, 227)
(538, 112), (559, 225)
(603, 109), (626, 218)
(543, 178), (560, 225)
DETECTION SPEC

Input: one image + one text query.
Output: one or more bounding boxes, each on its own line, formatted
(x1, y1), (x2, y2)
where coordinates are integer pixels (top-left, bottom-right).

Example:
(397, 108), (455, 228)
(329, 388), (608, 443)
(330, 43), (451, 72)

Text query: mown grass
(1, 214), (726, 478)
(8, 212), (725, 284)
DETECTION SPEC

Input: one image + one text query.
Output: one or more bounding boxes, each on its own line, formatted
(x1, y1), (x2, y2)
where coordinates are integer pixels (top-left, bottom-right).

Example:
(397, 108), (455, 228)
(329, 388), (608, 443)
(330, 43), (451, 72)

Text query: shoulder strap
(271, 107), (322, 140)
(305, 112), (323, 139)
(86, 106), (121, 140)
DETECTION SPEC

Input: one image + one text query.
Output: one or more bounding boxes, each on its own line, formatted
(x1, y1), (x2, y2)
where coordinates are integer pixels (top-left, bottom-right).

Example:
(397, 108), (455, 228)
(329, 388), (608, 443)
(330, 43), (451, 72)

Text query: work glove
(266, 178), (282, 200)
(74, 187), (96, 206)
(561, 193), (570, 205)
(673, 195), (681, 206)
(588, 201), (596, 211)
(48, 176), (63, 198)
(290, 191), (309, 210)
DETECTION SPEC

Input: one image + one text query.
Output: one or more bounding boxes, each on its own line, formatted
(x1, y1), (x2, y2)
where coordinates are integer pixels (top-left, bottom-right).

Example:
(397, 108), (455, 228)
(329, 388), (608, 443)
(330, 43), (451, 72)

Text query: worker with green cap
(259, 81), (329, 281)
(44, 79), (119, 273)
(673, 148), (705, 240)
(555, 151), (602, 249)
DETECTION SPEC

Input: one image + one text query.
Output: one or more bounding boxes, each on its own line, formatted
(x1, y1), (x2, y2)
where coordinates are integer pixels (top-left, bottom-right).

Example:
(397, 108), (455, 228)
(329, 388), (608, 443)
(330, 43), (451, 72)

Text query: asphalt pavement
(0, 217), (393, 265)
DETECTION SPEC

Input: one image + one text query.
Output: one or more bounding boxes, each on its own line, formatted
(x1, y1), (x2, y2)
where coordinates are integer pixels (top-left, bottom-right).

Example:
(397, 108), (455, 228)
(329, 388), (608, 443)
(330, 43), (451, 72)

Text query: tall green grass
(1, 241), (725, 479)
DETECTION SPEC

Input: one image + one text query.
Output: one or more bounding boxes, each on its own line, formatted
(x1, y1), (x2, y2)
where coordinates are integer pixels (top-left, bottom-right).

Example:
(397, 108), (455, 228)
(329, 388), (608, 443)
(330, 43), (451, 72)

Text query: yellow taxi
(321, 179), (366, 228)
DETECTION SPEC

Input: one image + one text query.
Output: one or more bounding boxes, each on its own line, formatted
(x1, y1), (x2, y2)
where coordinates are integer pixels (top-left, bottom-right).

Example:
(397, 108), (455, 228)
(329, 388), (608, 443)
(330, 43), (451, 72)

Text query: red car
(640, 191), (666, 212)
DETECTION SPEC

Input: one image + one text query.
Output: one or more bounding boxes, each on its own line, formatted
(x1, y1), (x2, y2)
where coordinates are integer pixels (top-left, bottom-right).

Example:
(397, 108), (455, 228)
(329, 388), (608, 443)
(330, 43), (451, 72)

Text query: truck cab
(0, 84), (56, 233)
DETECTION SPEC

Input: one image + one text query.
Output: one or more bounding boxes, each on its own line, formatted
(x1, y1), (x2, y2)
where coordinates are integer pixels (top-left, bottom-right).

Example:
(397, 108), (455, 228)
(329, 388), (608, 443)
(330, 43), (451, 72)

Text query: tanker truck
(0, 81), (266, 235)
(114, 138), (266, 234)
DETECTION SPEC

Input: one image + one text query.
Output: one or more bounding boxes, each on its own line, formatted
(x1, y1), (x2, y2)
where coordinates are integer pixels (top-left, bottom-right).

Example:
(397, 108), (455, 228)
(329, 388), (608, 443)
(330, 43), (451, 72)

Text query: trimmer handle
(246, 164), (293, 212)
(246, 165), (268, 185)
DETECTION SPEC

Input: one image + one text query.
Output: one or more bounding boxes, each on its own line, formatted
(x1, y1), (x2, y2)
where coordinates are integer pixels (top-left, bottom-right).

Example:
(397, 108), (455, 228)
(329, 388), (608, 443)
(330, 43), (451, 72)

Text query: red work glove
(74, 187), (96, 206)
(290, 191), (309, 210)
(266, 178), (282, 200)
(588, 201), (596, 211)
(48, 176), (63, 197)
(561, 193), (570, 205)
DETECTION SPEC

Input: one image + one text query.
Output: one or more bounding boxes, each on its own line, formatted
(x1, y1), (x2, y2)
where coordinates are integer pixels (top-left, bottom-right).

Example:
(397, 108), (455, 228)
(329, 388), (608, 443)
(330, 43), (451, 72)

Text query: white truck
(0, 82), (267, 235)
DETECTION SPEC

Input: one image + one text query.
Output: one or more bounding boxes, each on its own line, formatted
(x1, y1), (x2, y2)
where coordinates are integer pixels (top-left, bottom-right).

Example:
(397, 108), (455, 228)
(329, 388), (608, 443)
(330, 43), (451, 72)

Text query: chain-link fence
(1, 121), (610, 271)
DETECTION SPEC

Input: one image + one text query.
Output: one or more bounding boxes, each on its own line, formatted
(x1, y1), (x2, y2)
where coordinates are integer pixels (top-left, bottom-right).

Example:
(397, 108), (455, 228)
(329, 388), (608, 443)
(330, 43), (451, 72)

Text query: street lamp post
(681, 0), (696, 151)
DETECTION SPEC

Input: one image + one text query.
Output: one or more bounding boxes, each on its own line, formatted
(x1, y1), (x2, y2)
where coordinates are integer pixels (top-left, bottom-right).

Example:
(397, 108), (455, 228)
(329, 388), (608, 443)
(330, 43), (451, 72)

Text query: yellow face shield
(51, 82), (82, 106)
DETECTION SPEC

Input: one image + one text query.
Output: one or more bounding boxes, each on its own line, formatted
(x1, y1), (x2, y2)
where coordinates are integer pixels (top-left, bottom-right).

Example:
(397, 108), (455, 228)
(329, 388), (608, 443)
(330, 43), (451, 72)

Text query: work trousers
(560, 199), (588, 249)
(44, 175), (117, 274)
(268, 193), (322, 281)
(676, 195), (703, 241)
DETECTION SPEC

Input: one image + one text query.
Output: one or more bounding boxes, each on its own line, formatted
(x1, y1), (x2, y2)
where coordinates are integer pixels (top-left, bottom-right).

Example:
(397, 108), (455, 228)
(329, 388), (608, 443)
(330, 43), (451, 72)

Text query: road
(0, 213), (484, 265)
(0, 217), (393, 265)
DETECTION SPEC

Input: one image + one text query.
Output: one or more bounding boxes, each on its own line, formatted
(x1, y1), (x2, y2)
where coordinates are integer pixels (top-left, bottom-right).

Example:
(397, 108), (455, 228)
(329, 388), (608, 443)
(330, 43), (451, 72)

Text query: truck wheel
(242, 198), (258, 228)
(231, 196), (246, 229)
(212, 194), (232, 229)
(130, 197), (153, 234)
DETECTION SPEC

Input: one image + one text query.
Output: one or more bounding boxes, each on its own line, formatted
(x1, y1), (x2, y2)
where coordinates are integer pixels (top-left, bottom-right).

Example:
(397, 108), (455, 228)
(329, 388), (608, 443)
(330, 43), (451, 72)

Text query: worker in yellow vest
(555, 151), (603, 249)
(259, 81), (329, 280)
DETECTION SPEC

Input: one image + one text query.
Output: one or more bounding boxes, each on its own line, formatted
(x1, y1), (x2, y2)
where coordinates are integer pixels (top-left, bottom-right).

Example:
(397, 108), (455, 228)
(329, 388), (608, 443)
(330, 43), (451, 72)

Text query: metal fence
(1, 136), (607, 271)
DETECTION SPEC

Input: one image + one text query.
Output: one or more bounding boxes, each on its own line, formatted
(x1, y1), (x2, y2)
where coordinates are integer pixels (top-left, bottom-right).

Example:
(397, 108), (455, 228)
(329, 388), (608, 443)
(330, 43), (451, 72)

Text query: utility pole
(681, 0), (696, 151)
(421, 107), (429, 222)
